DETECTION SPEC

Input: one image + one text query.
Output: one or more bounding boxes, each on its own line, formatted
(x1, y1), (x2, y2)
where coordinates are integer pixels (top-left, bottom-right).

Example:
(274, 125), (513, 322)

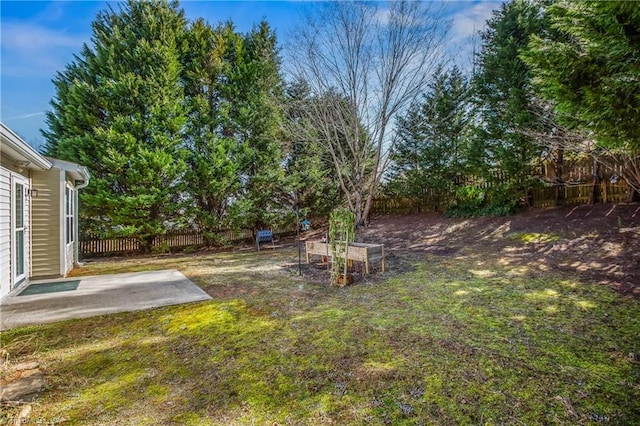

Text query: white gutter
(74, 167), (90, 265)
(46, 157), (91, 183)
(75, 167), (90, 189)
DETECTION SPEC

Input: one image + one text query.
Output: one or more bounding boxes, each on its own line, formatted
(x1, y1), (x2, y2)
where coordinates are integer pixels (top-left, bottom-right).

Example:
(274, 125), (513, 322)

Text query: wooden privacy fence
(80, 236), (142, 256)
(372, 181), (631, 215)
(530, 181), (629, 208)
(372, 194), (455, 215)
(80, 226), (295, 258)
(80, 232), (208, 257)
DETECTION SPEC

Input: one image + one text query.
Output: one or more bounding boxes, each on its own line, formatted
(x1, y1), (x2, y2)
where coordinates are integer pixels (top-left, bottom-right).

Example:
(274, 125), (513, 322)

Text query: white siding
(0, 166), (11, 298)
(31, 169), (62, 278)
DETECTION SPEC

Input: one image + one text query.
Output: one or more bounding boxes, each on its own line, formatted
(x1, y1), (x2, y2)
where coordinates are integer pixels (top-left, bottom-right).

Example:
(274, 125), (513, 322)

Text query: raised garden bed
(305, 241), (385, 274)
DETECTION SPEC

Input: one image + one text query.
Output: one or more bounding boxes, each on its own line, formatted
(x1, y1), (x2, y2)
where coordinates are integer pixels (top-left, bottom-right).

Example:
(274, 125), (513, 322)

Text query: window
(66, 186), (74, 244)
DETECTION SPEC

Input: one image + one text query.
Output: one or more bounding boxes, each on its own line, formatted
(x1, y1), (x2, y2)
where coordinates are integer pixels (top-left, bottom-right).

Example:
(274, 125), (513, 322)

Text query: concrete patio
(0, 269), (211, 330)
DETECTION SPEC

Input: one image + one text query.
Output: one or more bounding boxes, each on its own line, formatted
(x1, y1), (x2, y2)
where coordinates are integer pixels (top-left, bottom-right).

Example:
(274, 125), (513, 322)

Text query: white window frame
(11, 174), (28, 287)
(65, 185), (75, 246)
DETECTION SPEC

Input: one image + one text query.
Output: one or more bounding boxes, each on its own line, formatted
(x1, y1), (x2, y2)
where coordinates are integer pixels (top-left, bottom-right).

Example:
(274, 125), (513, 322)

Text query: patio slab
(0, 269), (211, 331)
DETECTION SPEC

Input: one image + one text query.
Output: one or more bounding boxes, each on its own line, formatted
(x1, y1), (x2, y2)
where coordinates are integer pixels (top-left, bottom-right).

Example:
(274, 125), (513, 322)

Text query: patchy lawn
(2, 206), (640, 425)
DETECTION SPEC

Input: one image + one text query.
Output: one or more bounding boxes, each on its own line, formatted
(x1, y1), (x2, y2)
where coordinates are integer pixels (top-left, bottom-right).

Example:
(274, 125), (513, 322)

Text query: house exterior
(0, 122), (90, 299)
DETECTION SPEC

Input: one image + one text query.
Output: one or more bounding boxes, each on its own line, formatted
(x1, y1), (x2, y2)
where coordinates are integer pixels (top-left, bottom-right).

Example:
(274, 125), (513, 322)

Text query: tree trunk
(362, 179), (376, 225)
(623, 153), (640, 202)
(554, 147), (564, 205)
(362, 117), (387, 225)
(354, 190), (364, 227)
(142, 235), (155, 254)
(588, 157), (600, 205)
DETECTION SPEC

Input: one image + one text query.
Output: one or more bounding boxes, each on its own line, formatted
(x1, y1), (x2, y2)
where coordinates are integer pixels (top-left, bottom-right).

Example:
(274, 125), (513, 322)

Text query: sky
(0, 1), (501, 151)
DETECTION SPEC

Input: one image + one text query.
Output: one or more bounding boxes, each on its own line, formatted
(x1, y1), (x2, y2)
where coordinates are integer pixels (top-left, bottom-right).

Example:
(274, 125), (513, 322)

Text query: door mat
(18, 280), (80, 296)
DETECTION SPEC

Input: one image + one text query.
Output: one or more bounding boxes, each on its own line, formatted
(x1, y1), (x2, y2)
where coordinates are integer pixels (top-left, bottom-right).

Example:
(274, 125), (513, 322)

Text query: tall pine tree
(389, 66), (471, 198)
(182, 20), (241, 243)
(182, 19), (288, 234)
(523, 1), (640, 198)
(43, 0), (188, 250)
(283, 79), (341, 218)
(524, 1), (640, 151)
(471, 0), (548, 208)
(223, 21), (287, 230)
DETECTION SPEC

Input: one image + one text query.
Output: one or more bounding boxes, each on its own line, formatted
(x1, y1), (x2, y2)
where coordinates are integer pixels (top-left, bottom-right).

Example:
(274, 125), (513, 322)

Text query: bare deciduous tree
(289, 0), (450, 223)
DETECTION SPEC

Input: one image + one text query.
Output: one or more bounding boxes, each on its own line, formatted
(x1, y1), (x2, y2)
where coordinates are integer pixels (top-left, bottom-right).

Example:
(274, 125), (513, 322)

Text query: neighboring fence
(371, 180), (631, 215)
(530, 181), (629, 208)
(80, 226), (295, 258)
(80, 236), (142, 256)
(371, 196), (451, 215)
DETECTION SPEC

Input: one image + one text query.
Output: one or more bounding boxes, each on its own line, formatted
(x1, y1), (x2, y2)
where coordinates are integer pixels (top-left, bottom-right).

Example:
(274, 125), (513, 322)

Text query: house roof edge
(0, 121), (52, 170)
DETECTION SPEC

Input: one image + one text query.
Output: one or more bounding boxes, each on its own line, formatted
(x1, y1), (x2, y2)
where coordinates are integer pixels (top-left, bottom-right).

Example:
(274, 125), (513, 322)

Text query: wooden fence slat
(80, 226), (297, 258)
(372, 181), (630, 215)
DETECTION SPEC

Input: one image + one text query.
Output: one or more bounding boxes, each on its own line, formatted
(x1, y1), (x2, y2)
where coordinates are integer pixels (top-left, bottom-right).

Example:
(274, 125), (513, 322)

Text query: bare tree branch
(522, 99), (640, 196)
(288, 0), (450, 222)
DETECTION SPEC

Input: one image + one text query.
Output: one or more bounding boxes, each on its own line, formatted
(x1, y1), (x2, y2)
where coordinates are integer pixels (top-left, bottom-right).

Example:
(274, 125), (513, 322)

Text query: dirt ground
(298, 203), (640, 299)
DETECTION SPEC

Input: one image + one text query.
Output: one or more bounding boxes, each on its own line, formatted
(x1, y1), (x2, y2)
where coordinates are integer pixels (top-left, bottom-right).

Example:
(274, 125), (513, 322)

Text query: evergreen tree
(471, 0), (548, 208)
(283, 79), (341, 218)
(389, 66), (471, 197)
(524, 1), (640, 151)
(523, 1), (640, 197)
(223, 21), (287, 230)
(182, 20), (241, 243)
(43, 0), (188, 250)
(182, 19), (288, 237)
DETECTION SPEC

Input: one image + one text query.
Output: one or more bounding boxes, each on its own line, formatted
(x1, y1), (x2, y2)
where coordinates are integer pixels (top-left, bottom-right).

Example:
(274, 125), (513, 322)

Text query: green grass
(508, 232), (561, 244)
(1, 248), (639, 425)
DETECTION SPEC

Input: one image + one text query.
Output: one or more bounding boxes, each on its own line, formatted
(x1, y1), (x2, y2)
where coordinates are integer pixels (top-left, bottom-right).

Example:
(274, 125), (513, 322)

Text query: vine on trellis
(328, 208), (356, 286)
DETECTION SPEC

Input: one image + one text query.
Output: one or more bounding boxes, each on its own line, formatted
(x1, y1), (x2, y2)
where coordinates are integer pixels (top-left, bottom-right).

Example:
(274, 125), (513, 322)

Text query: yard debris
(396, 402), (415, 417)
(0, 370), (45, 403)
(1, 359), (45, 405)
(334, 382), (347, 397)
(9, 362), (39, 372)
(12, 404), (32, 426)
(554, 395), (579, 419)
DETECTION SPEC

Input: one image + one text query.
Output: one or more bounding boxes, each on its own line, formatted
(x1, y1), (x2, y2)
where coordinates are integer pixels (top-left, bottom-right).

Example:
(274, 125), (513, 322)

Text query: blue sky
(1, 1), (501, 150)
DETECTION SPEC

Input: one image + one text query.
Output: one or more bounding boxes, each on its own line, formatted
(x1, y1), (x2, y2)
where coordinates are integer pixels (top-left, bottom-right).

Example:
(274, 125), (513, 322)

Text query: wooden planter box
(305, 241), (385, 274)
(305, 241), (331, 264)
(345, 242), (385, 274)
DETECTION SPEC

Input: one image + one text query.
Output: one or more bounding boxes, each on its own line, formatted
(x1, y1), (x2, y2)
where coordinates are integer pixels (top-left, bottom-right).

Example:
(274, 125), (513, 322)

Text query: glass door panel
(13, 180), (26, 286)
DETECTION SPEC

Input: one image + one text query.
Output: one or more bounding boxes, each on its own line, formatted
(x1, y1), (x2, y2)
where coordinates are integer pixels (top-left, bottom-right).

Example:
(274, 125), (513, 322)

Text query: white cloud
(373, 7), (391, 26)
(1, 22), (88, 77)
(450, 1), (502, 45)
(447, 1), (503, 70)
(1, 22), (84, 51)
